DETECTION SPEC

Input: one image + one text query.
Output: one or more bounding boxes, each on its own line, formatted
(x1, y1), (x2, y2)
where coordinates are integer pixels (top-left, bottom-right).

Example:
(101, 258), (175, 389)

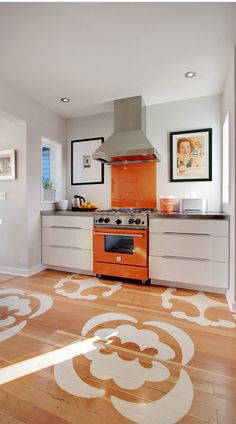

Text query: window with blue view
(41, 137), (62, 203)
(42, 146), (51, 185)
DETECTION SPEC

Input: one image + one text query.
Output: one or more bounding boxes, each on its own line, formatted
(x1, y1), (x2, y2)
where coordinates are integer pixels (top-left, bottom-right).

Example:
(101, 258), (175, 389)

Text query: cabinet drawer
(42, 227), (92, 250)
(42, 215), (93, 230)
(42, 246), (93, 271)
(149, 256), (228, 288)
(149, 218), (228, 237)
(149, 233), (228, 262)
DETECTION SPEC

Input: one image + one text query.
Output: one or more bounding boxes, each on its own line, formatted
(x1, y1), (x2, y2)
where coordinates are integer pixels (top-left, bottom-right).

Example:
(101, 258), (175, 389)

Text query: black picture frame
(170, 128), (212, 182)
(0, 149), (16, 180)
(71, 137), (104, 185)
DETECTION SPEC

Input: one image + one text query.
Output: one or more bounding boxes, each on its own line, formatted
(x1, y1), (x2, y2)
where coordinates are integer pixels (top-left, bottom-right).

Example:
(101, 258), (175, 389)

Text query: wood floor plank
(0, 410), (25, 424)
(0, 380), (131, 424)
(217, 409), (236, 424)
(0, 388), (73, 424)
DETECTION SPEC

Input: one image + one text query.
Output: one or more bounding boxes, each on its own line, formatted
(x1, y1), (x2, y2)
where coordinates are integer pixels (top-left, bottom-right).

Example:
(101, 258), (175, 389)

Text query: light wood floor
(0, 270), (235, 424)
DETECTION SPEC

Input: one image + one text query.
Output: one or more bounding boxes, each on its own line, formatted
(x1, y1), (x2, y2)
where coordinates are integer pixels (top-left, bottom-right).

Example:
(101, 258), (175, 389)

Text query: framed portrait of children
(170, 128), (212, 182)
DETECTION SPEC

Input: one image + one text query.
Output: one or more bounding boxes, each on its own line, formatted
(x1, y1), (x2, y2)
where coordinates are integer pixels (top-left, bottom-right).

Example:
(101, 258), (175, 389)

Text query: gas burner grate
(97, 208), (156, 213)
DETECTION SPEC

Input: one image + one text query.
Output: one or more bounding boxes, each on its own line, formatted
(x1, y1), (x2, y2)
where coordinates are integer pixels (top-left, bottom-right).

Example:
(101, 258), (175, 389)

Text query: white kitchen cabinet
(42, 227), (92, 250)
(42, 246), (93, 271)
(149, 218), (228, 236)
(149, 233), (228, 262)
(42, 215), (92, 230)
(42, 214), (93, 272)
(149, 218), (229, 291)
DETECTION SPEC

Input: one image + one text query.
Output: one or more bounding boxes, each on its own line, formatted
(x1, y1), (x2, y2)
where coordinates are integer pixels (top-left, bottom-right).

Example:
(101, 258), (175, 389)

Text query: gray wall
(0, 82), (66, 275)
(223, 47), (236, 310)
(66, 112), (113, 209)
(147, 95), (222, 211)
(66, 94), (222, 211)
(0, 118), (27, 270)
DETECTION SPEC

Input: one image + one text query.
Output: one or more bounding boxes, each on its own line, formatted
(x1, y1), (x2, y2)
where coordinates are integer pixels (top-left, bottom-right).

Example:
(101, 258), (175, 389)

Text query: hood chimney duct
(92, 95), (161, 164)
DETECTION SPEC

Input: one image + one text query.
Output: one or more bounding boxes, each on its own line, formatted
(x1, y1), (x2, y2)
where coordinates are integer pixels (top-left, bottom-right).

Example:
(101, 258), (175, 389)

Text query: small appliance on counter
(71, 195), (86, 211)
(181, 198), (208, 213)
(159, 195), (178, 213)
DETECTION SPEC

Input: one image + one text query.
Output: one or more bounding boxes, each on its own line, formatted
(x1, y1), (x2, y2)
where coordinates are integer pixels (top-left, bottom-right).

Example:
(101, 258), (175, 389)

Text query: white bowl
(57, 199), (68, 211)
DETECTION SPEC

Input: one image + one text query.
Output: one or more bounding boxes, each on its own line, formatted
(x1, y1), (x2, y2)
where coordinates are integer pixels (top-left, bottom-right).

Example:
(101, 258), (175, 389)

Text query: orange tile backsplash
(111, 162), (157, 208)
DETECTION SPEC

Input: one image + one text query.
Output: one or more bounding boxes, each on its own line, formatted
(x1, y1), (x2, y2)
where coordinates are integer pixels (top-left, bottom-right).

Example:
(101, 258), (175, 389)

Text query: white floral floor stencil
(54, 312), (194, 424)
(0, 289), (53, 342)
(54, 275), (122, 300)
(161, 288), (236, 328)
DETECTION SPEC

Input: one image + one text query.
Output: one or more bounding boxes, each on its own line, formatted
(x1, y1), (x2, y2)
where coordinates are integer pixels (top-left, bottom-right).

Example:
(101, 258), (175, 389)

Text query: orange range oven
(93, 209), (151, 283)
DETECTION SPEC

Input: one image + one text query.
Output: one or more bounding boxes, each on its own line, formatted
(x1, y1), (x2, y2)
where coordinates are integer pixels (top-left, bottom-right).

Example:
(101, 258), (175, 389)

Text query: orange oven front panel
(93, 227), (148, 267)
(93, 261), (148, 280)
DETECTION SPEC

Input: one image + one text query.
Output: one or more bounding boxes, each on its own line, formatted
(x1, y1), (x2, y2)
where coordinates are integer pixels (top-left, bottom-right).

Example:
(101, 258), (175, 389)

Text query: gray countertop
(41, 210), (229, 220)
(41, 210), (94, 217)
(149, 211), (229, 220)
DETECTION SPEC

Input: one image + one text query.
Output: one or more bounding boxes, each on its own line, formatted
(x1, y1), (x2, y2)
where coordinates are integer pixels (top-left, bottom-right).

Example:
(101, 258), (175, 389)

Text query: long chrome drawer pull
(94, 232), (143, 237)
(50, 245), (81, 249)
(163, 232), (211, 236)
(51, 226), (83, 230)
(162, 255), (210, 262)
(47, 245), (92, 251)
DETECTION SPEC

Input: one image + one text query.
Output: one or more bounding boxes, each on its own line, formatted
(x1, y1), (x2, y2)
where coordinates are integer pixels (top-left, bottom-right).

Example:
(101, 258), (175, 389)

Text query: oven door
(93, 227), (147, 267)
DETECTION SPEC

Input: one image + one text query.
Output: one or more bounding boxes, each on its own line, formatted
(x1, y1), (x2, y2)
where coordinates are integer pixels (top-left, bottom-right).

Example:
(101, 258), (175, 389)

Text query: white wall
(0, 82), (66, 274)
(66, 113), (113, 209)
(223, 47), (236, 311)
(0, 117), (27, 270)
(147, 95), (222, 211)
(66, 95), (222, 211)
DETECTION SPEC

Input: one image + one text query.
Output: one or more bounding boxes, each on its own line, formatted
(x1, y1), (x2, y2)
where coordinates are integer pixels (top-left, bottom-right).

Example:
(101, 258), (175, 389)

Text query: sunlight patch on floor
(0, 331), (117, 386)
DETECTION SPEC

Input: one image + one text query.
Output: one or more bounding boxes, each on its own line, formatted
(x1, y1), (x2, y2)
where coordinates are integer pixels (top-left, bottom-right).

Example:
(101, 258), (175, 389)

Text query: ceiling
(0, 3), (236, 119)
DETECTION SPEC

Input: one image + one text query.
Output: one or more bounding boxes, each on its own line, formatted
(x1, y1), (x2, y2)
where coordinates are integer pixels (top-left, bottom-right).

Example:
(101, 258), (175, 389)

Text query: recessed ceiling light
(185, 71), (197, 78)
(60, 97), (70, 103)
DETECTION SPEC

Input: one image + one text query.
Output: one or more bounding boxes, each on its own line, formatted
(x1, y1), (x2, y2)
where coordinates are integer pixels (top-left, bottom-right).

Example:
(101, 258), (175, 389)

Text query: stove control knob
(116, 219), (122, 225)
(104, 217), (110, 223)
(98, 217), (104, 223)
(135, 218), (141, 225)
(128, 218), (134, 224)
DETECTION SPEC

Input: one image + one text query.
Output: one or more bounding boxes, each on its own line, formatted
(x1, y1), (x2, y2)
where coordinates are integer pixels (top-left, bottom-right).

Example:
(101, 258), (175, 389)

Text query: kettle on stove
(71, 195), (86, 210)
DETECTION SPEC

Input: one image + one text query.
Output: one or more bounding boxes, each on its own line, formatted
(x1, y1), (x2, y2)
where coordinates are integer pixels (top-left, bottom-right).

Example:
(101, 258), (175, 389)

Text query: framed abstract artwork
(71, 137), (104, 185)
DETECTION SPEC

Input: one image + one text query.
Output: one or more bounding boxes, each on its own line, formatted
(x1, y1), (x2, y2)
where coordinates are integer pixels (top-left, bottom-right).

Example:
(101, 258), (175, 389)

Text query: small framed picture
(83, 155), (91, 168)
(71, 137), (104, 185)
(0, 149), (16, 180)
(170, 128), (212, 182)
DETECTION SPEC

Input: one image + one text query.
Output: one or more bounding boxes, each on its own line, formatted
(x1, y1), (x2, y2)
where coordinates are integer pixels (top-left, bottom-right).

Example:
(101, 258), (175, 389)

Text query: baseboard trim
(226, 290), (236, 312)
(150, 279), (227, 295)
(0, 264), (46, 277)
(46, 265), (95, 276)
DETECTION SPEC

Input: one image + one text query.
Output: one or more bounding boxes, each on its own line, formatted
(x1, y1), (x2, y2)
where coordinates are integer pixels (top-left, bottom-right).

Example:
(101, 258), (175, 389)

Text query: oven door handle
(94, 232), (144, 237)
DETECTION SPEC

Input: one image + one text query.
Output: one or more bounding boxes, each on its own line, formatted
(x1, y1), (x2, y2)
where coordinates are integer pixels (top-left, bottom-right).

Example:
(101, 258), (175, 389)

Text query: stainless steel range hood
(92, 95), (161, 165)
